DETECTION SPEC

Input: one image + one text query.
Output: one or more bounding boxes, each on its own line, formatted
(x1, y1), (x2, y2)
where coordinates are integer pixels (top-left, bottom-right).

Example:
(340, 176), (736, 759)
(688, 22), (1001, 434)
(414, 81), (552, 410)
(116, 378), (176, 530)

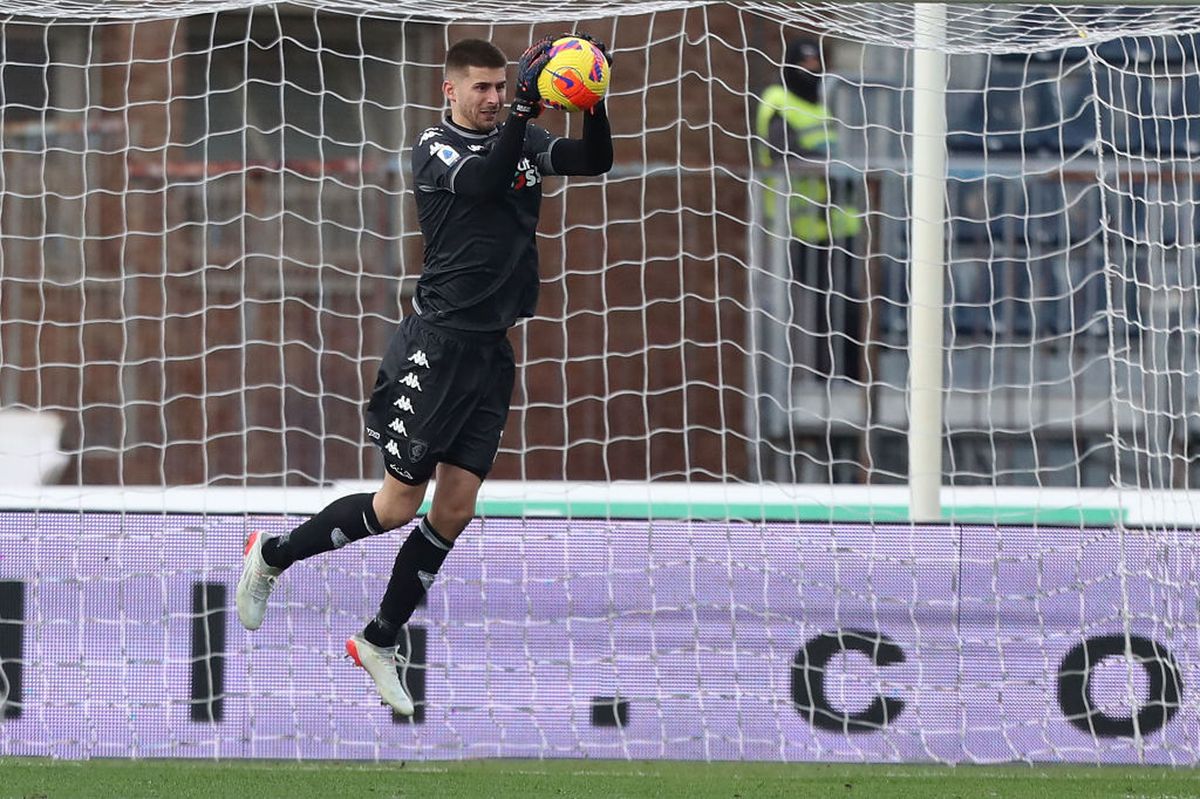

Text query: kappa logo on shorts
(409, 439), (429, 462)
(393, 396), (414, 414)
(399, 373), (423, 391)
(408, 350), (430, 368)
(386, 461), (415, 480)
(385, 439), (401, 458)
(389, 418), (408, 437)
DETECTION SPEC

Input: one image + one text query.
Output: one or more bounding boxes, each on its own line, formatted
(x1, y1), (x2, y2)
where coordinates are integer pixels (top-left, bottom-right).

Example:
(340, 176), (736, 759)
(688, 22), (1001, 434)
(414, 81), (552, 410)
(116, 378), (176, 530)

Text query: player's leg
(357, 323), (496, 643)
(236, 475), (427, 631)
(238, 315), (438, 632)
(261, 480), (422, 570)
(363, 462), (482, 644)
(342, 318), (490, 713)
(361, 325), (513, 643)
(347, 463), (482, 715)
(426, 461), (484, 542)
(341, 472), (436, 716)
(349, 334), (512, 714)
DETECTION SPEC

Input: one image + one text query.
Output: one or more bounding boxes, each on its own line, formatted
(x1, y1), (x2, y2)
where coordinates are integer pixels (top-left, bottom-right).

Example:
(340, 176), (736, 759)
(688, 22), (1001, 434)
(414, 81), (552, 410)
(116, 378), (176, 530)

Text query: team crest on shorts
(409, 439), (429, 462)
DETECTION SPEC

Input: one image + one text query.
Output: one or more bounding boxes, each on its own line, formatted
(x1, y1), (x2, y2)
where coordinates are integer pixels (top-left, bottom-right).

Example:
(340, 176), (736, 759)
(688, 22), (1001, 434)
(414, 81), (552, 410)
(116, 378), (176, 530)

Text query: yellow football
(537, 36), (610, 113)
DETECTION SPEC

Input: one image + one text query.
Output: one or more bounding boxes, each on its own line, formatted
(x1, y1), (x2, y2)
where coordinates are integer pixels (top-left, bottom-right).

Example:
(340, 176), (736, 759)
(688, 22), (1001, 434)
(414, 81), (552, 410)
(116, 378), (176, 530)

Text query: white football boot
(236, 531), (281, 631)
(345, 633), (415, 716)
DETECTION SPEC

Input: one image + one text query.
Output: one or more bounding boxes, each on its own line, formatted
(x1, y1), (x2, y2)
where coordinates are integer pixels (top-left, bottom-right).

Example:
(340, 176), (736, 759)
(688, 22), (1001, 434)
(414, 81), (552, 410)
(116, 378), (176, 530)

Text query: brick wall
(0, 7), (768, 485)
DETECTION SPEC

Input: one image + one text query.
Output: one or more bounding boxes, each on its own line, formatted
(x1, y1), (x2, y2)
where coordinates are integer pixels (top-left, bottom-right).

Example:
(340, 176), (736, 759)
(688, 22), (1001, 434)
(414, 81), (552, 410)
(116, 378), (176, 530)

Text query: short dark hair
(446, 39), (507, 74)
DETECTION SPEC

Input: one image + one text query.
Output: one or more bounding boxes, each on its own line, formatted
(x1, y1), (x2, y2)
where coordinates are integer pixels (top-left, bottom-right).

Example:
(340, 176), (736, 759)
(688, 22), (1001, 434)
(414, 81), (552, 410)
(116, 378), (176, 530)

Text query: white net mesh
(1, 1), (1199, 764)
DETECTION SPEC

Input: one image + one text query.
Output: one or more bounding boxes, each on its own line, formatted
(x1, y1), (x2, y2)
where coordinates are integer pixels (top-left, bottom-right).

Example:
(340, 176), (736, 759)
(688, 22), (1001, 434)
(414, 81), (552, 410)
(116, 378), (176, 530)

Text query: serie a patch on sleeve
(433, 143), (461, 165)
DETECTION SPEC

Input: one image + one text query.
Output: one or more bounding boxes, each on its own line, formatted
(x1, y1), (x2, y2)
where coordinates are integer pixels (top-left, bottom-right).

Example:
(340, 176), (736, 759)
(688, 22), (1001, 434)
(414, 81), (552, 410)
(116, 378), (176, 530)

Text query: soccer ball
(537, 36), (610, 113)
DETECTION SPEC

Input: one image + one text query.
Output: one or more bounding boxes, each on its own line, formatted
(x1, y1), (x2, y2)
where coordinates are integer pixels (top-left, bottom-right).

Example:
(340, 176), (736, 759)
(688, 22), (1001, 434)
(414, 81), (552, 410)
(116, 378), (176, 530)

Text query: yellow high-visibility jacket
(756, 84), (862, 244)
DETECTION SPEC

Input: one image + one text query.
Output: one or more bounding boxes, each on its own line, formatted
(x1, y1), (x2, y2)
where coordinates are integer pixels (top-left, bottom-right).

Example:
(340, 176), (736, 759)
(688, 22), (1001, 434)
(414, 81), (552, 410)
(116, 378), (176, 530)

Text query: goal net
(1, 1), (1199, 764)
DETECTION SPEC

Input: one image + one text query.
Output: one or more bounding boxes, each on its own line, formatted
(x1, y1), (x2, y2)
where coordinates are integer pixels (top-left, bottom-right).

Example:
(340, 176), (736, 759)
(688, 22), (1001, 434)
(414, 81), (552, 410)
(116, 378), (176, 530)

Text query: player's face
(445, 66), (507, 132)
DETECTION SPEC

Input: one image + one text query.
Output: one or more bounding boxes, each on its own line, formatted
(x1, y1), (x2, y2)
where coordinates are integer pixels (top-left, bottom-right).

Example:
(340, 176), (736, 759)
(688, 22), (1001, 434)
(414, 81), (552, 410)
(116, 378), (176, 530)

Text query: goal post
(1, 0), (1199, 764)
(908, 2), (948, 522)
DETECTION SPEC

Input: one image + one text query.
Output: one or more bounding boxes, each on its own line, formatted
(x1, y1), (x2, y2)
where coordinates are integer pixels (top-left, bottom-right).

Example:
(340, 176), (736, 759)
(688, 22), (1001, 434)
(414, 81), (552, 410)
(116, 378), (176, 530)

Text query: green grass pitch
(2, 758), (1198, 798)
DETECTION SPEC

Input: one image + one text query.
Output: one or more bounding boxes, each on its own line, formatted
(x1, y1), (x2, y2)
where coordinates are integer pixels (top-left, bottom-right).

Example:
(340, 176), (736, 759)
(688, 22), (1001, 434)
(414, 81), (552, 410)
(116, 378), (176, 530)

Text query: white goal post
(1, 1), (1199, 764)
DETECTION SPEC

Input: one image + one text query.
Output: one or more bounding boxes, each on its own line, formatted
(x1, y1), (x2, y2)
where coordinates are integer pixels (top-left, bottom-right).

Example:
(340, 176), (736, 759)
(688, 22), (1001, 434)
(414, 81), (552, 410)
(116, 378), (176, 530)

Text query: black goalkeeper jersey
(410, 118), (559, 332)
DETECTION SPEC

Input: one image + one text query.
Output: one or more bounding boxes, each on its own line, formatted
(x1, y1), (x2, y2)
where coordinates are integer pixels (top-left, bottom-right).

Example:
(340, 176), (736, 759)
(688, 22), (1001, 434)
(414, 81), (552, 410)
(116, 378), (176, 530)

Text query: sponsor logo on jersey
(512, 156), (541, 190)
(408, 349), (430, 368)
(399, 372), (423, 391)
(409, 439), (429, 462)
(432, 143), (460, 165)
(389, 418), (408, 437)
(394, 395), (415, 414)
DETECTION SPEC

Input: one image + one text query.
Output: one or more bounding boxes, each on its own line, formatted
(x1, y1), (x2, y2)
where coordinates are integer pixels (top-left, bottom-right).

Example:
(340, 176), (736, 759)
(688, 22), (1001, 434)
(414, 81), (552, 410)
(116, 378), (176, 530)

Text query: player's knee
(376, 506), (417, 532)
(372, 495), (421, 532)
(428, 502), (474, 541)
(373, 472), (430, 531)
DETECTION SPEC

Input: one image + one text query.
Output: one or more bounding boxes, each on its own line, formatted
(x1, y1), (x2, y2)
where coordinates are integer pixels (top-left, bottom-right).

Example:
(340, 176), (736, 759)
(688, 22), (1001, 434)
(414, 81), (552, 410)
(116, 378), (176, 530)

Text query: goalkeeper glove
(512, 37), (553, 119)
(565, 32), (612, 115)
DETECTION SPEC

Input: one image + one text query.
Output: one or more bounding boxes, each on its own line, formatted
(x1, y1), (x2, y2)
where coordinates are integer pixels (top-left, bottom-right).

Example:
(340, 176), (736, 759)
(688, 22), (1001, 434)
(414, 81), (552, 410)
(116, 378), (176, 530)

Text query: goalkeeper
(235, 35), (613, 715)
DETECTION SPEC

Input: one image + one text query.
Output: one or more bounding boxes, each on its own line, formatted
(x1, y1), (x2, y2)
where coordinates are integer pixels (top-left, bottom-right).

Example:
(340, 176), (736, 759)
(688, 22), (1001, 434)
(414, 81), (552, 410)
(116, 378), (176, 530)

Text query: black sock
(261, 493), (383, 570)
(363, 518), (452, 647)
(362, 614), (399, 649)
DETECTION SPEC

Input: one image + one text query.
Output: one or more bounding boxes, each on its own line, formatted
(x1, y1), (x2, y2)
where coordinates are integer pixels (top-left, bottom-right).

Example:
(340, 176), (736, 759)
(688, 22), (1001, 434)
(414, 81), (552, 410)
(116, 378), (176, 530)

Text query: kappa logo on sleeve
(431, 143), (460, 165)
(418, 128), (440, 144)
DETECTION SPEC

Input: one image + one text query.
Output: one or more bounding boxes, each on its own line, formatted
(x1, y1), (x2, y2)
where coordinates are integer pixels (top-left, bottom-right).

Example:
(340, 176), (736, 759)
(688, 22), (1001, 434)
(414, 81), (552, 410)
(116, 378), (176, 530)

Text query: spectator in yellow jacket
(757, 37), (864, 381)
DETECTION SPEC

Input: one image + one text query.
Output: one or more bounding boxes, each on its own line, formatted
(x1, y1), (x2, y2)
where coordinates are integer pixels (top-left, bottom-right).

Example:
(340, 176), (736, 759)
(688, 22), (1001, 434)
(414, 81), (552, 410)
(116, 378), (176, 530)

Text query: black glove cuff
(511, 98), (540, 119)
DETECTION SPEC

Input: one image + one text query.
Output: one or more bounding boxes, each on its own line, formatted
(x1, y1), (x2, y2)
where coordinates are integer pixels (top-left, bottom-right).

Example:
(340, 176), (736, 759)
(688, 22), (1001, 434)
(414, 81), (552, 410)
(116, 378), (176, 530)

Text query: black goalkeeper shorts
(365, 314), (515, 485)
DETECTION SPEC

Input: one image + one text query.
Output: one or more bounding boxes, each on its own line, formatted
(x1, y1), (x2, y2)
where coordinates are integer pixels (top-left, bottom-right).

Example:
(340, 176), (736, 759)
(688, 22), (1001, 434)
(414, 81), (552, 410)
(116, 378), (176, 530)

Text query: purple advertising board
(0, 512), (1196, 763)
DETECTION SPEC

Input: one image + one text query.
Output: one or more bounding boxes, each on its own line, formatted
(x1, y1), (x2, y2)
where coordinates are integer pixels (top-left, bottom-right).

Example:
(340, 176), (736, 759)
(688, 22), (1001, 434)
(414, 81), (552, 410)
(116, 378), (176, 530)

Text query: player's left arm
(545, 102), (613, 176)
(542, 33), (613, 176)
